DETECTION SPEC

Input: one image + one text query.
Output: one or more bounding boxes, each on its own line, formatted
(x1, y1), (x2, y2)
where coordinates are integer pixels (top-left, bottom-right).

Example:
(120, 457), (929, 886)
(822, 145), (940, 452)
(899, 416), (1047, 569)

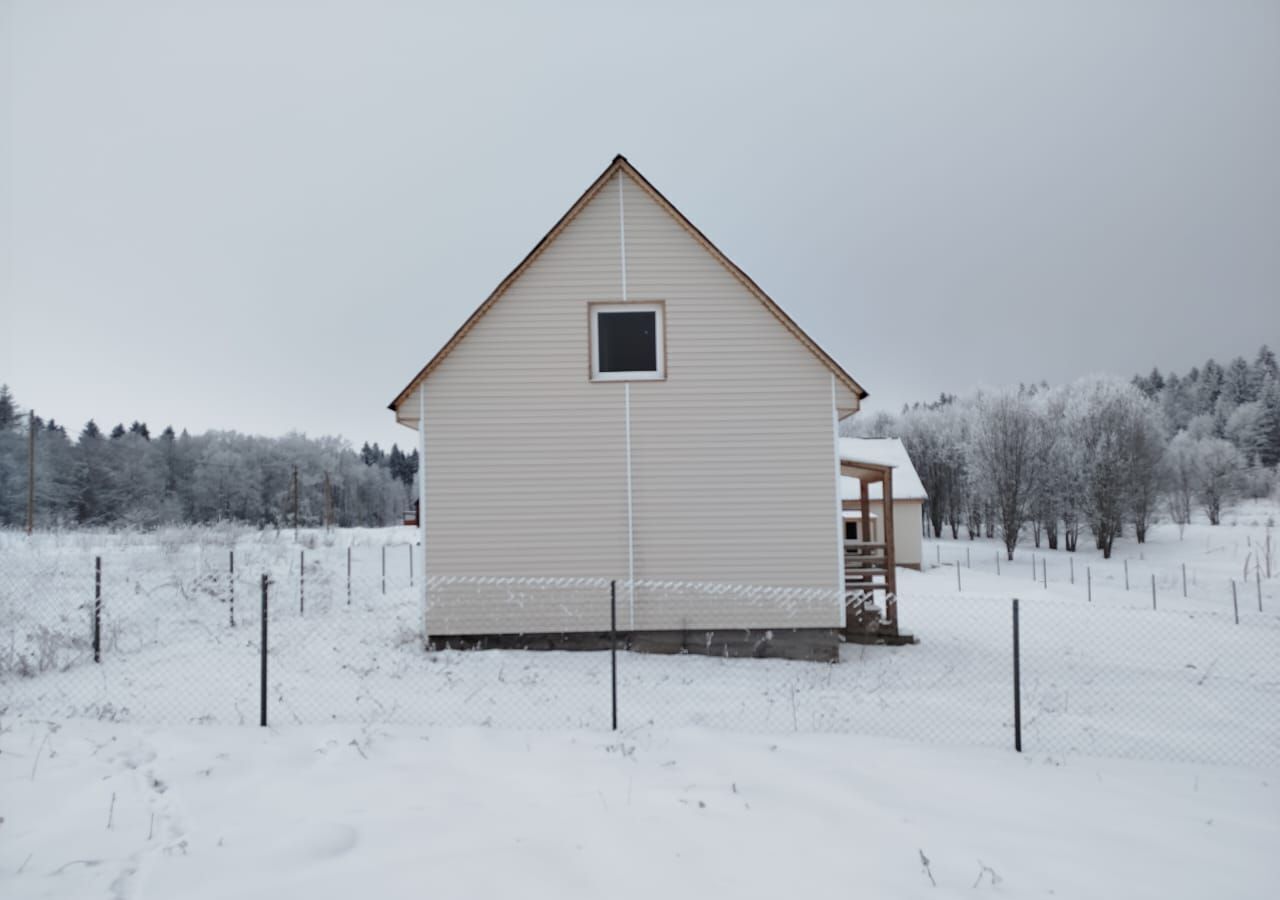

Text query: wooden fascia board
(614, 158), (867, 401)
(840, 460), (892, 481)
(387, 156), (628, 412)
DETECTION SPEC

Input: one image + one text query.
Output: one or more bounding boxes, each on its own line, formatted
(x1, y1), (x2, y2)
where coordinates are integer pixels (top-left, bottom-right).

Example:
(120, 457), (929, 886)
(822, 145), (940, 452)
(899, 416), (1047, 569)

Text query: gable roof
(839, 437), (928, 501)
(388, 155), (867, 412)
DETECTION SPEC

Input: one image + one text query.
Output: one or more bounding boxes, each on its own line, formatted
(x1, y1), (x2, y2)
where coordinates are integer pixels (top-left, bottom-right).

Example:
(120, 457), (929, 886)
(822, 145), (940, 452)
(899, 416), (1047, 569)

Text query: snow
(1, 512), (1278, 765)
(1, 506), (1278, 896)
(839, 437), (928, 500)
(841, 508), (878, 519)
(1, 720), (1275, 900)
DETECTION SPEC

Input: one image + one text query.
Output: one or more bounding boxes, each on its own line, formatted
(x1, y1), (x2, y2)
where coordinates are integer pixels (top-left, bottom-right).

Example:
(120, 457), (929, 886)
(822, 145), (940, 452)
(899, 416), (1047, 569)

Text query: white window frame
(589, 302), (665, 382)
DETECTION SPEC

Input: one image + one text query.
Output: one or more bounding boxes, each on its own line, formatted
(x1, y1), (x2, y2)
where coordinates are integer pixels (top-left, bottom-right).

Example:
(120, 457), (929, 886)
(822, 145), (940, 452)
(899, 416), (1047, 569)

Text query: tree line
(846, 346), (1280, 559)
(0, 385), (417, 529)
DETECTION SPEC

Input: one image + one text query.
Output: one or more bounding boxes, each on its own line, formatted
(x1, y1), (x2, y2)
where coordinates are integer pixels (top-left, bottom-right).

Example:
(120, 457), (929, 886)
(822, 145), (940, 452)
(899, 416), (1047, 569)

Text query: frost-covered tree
(1160, 372), (1195, 432)
(34, 420), (78, 526)
(1164, 431), (1198, 535)
(969, 391), (1042, 560)
(0, 387), (25, 526)
(0, 386), (411, 529)
(1075, 378), (1151, 558)
(1133, 367), (1166, 399)
(1252, 346), (1278, 395)
(1127, 397), (1168, 543)
(1225, 401), (1269, 462)
(1194, 438), (1244, 525)
(1033, 386), (1087, 551)
(1196, 359), (1225, 418)
(893, 399), (968, 539)
(73, 420), (110, 524)
(1256, 376), (1280, 467)
(1221, 356), (1255, 406)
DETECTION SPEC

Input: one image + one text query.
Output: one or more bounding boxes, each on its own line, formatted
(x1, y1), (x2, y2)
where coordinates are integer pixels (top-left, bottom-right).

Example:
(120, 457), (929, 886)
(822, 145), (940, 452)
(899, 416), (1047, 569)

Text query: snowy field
(1, 508), (1278, 898)
(1, 509), (1278, 766)
(1, 720), (1276, 900)
(925, 498), (1278, 619)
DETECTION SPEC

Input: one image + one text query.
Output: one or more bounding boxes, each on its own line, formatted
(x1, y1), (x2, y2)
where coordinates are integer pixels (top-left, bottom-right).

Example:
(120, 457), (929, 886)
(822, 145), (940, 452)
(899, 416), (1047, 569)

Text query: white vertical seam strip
(831, 375), (844, 628)
(619, 174), (636, 629)
(619, 174), (628, 303)
(624, 383), (635, 629)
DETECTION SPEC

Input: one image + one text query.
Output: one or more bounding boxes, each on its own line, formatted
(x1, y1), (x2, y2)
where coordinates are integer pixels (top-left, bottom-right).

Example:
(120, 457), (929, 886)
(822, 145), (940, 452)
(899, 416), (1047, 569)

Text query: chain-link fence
(928, 534), (1275, 617)
(2, 538), (1277, 766)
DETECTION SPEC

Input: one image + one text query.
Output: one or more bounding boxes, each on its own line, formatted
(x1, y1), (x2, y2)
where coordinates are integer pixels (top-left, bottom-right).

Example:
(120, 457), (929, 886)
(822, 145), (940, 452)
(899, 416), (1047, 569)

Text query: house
(390, 156), (905, 660)
(839, 437), (927, 570)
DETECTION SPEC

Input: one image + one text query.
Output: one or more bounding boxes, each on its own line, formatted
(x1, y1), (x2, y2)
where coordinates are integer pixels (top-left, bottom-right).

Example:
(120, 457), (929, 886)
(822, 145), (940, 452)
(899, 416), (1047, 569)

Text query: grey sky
(2, 0), (1278, 450)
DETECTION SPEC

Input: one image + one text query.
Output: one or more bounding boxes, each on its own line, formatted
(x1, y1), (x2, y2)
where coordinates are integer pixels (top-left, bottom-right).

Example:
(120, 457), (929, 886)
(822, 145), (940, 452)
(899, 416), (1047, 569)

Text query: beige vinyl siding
(410, 171), (845, 635)
(620, 174), (838, 630)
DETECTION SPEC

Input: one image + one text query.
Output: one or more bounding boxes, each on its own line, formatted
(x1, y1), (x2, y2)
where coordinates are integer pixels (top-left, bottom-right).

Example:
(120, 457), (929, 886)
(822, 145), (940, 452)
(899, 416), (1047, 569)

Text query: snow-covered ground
(924, 499), (1278, 618)
(1, 508), (1278, 766)
(1, 720), (1276, 900)
(0, 507), (1277, 897)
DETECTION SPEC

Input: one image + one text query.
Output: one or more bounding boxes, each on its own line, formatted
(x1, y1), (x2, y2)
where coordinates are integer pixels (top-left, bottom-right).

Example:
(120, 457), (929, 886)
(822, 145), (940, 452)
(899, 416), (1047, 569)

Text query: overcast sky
(2, 0), (1278, 449)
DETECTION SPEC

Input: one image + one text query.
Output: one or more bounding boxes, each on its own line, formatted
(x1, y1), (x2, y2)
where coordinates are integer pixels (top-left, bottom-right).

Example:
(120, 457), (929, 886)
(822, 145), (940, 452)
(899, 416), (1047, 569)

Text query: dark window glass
(845, 521), (857, 541)
(598, 310), (658, 373)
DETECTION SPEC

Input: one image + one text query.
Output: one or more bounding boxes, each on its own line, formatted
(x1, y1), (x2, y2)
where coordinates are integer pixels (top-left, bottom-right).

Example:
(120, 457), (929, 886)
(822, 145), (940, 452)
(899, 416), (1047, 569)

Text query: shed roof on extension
(839, 437), (928, 501)
(389, 155), (867, 413)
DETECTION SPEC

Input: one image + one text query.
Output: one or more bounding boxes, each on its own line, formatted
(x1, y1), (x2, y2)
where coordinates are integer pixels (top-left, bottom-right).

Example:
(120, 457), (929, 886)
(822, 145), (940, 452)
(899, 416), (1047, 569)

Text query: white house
(390, 157), (909, 659)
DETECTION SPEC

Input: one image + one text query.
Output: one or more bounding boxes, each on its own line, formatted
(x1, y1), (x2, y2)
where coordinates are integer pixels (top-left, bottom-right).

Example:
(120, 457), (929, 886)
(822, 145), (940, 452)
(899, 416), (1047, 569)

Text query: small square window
(590, 303), (664, 381)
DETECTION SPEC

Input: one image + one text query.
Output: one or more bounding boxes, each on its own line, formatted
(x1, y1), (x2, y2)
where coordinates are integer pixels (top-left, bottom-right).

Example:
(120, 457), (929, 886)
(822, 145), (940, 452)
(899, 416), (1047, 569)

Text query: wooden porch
(840, 457), (912, 645)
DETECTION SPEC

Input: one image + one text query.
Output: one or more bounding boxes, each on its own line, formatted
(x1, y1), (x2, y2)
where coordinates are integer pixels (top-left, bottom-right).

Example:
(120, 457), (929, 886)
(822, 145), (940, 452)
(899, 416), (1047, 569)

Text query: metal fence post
(409, 543), (414, 587)
(995, 552), (1000, 575)
(1069, 557), (1074, 585)
(966, 547), (971, 569)
(1012, 597), (1022, 753)
(299, 549), (305, 615)
(956, 562), (962, 592)
(1087, 566), (1092, 602)
(1232, 579), (1239, 624)
(229, 550), (236, 628)
(346, 545), (352, 605)
(1041, 559), (1047, 589)
(1151, 574), (1156, 610)
(260, 574), (269, 727)
(93, 556), (102, 663)
(1124, 559), (1129, 591)
(610, 580), (618, 732)
(1259, 570), (1264, 612)
(1031, 553), (1036, 581)
(1182, 563), (1187, 598)
(381, 545), (387, 596)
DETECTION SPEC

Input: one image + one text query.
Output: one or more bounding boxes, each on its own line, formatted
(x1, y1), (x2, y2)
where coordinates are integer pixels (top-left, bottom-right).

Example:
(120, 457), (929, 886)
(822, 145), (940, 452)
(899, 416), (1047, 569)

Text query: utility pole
(292, 465), (299, 540)
(26, 411), (35, 534)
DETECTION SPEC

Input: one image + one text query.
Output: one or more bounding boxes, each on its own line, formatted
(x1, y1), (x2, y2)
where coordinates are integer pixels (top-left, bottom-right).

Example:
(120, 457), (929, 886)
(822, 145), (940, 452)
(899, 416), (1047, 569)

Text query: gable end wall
(412, 172), (845, 634)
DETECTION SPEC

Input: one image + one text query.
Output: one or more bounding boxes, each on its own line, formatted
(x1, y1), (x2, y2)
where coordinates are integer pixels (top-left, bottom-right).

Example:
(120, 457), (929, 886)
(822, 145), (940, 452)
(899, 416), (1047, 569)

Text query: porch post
(859, 481), (871, 549)
(883, 468), (897, 628)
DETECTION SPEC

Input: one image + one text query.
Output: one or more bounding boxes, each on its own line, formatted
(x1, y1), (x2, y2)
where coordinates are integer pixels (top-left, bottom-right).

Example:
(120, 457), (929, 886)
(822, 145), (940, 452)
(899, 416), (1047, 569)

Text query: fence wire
(1, 538), (1277, 767)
